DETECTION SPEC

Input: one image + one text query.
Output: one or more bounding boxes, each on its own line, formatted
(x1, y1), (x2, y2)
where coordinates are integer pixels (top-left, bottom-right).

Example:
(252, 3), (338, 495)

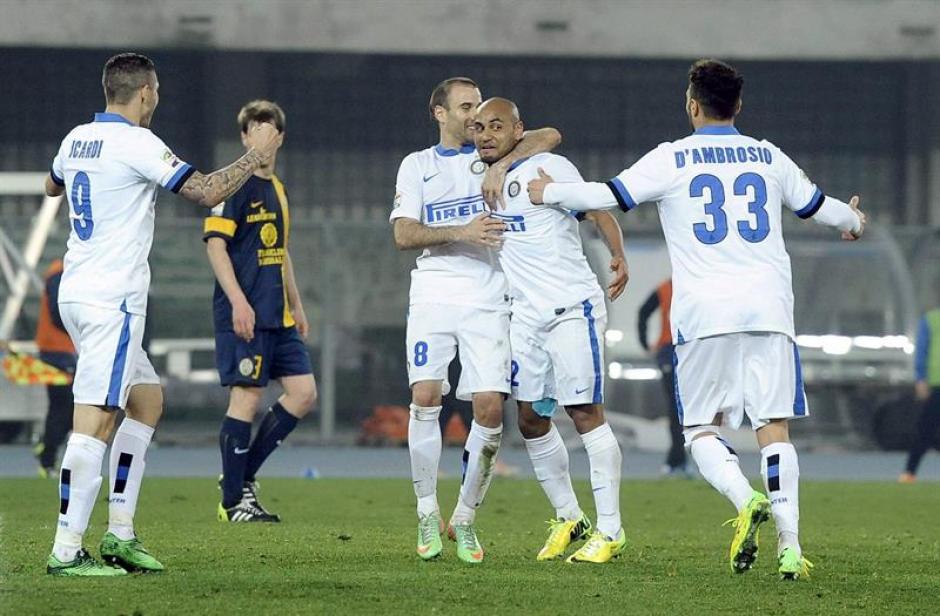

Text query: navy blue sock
(220, 416), (253, 508)
(244, 402), (300, 482)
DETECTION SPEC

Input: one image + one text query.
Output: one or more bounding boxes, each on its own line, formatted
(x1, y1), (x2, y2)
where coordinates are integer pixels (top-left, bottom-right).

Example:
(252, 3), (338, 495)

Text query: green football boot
(416, 511), (443, 560)
(448, 522), (484, 564)
(778, 547), (813, 580)
(725, 491), (771, 574)
(46, 548), (127, 576)
(99, 532), (165, 572)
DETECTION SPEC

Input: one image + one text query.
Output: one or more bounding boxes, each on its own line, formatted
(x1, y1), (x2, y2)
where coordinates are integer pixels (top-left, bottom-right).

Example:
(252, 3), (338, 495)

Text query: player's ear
(432, 104), (447, 125)
(240, 130), (250, 149)
(514, 120), (525, 139)
(735, 98), (743, 116)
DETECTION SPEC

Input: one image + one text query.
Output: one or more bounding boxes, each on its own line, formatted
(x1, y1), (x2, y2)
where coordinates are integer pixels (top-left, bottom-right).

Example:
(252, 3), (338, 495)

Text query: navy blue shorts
(215, 327), (312, 387)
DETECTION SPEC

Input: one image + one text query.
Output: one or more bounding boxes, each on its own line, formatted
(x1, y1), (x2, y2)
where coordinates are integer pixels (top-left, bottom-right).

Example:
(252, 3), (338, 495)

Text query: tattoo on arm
(393, 218), (462, 250)
(179, 149), (265, 208)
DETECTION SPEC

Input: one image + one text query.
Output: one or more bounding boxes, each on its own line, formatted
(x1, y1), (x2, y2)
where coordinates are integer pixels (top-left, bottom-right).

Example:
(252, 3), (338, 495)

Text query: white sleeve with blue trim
(607, 144), (676, 211)
(129, 131), (194, 194)
(390, 153), (423, 223)
(774, 145), (860, 233)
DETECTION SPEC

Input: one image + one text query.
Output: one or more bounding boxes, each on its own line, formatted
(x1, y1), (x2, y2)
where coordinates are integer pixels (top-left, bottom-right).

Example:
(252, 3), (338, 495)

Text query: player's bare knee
(472, 392), (503, 428)
(411, 381), (442, 408)
(517, 404), (550, 439)
(683, 425), (720, 448)
(566, 403), (604, 434)
(756, 419), (790, 448)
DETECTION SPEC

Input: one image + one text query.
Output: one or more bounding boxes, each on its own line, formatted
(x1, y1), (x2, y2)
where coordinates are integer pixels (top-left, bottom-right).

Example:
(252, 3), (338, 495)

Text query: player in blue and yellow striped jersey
(204, 100), (317, 523)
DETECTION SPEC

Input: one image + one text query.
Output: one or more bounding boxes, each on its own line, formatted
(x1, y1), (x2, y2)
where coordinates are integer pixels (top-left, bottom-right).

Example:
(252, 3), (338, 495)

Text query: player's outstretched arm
(393, 214), (506, 250)
(802, 194), (866, 240)
(206, 237), (255, 342)
(528, 168), (619, 211)
(584, 211), (629, 300)
(483, 127), (562, 209)
(178, 123), (280, 208)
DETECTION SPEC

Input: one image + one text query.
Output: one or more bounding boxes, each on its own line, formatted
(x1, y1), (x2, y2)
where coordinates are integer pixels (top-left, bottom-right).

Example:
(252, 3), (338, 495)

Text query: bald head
(473, 97), (524, 163)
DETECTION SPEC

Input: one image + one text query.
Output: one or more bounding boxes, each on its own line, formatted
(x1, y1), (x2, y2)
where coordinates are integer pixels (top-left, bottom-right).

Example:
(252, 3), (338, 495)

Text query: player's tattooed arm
(585, 211), (629, 300)
(393, 215), (506, 250)
(483, 127), (562, 209)
(179, 123), (280, 208)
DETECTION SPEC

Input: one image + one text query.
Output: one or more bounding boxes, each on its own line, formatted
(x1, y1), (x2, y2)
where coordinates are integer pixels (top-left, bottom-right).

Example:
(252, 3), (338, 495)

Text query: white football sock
(452, 421), (502, 524)
(53, 433), (106, 562)
(525, 423), (582, 521)
(581, 423), (623, 538)
(108, 418), (155, 541)
(690, 434), (754, 512)
(408, 404), (442, 517)
(761, 441), (801, 556)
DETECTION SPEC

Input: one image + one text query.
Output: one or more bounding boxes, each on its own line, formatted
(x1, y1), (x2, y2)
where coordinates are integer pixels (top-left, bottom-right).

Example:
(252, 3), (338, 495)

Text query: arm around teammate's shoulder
(393, 215), (505, 250)
(178, 123), (280, 208)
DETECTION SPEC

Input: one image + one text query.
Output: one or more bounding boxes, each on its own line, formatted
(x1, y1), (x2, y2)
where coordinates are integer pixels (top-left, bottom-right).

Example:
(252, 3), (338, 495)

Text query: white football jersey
(51, 112), (194, 315)
(391, 144), (507, 310)
(608, 125), (822, 342)
(543, 125), (830, 342)
(496, 153), (602, 321)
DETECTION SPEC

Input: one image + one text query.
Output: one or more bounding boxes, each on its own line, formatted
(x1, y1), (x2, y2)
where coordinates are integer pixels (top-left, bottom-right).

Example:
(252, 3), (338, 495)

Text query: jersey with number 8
(606, 126), (823, 343)
(50, 112), (194, 316)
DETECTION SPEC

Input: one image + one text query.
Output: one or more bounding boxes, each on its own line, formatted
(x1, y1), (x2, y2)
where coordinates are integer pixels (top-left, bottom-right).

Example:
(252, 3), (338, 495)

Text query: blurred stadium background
(2, 0), (940, 467)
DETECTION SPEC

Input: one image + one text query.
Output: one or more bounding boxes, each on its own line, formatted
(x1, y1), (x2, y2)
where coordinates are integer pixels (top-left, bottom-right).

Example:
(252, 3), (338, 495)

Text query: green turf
(1, 478), (938, 615)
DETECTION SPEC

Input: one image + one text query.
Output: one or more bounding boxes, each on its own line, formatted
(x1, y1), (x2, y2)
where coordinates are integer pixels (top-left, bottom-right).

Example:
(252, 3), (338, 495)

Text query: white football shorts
(59, 302), (160, 409)
(405, 303), (511, 401)
(673, 331), (809, 430)
(510, 291), (606, 407)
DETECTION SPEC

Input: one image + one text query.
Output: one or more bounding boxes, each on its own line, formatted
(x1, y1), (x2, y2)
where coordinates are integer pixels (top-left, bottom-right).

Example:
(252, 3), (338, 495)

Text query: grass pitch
(1, 477), (937, 615)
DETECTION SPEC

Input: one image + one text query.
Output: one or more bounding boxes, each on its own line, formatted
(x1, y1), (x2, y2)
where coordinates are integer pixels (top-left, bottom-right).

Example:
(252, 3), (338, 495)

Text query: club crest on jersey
(508, 180), (521, 198)
(470, 160), (486, 175)
(238, 358), (255, 377)
(260, 222), (278, 248)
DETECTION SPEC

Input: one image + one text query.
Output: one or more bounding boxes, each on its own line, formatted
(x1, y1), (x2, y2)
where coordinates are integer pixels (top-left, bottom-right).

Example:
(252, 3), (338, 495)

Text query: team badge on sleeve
(393, 193), (402, 209)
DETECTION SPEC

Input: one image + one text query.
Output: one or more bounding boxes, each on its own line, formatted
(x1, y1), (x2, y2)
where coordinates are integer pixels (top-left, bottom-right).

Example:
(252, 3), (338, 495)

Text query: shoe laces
(418, 513), (439, 544)
(545, 518), (570, 542)
(455, 524), (479, 551)
(576, 532), (606, 557)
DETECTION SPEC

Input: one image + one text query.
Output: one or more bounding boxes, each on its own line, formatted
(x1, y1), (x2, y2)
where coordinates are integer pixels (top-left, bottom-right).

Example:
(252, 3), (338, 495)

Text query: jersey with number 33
(607, 126), (824, 342)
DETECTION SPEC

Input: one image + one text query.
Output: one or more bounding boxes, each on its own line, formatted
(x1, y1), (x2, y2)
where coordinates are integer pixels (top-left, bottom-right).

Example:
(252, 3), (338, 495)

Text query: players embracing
(392, 77), (562, 563)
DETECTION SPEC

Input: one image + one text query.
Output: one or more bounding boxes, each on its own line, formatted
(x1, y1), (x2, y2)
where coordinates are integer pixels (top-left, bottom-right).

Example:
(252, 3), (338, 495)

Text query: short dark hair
(688, 59), (743, 120)
(428, 77), (479, 120)
(237, 100), (286, 134)
(102, 53), (156, 104)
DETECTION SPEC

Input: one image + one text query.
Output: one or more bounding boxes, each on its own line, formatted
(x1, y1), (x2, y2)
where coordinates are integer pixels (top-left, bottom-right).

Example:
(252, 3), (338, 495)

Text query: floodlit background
(2, 0), (939, 468)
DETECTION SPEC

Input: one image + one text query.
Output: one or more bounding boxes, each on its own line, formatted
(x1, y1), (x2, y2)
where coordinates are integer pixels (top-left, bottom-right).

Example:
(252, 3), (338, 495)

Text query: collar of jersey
(94, 112), (134, 125)
(434, 143), (476, 157)
(507, 156), (531, 172)
(693, 125), (739, 136)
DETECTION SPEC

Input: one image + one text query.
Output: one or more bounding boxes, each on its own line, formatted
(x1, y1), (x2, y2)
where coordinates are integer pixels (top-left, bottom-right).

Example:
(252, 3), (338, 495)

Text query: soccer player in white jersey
(529, 59), (867, 579)
(392, 77), (562, 564)
(473, 98), (628, 563)
(42, 52), (280, 576)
